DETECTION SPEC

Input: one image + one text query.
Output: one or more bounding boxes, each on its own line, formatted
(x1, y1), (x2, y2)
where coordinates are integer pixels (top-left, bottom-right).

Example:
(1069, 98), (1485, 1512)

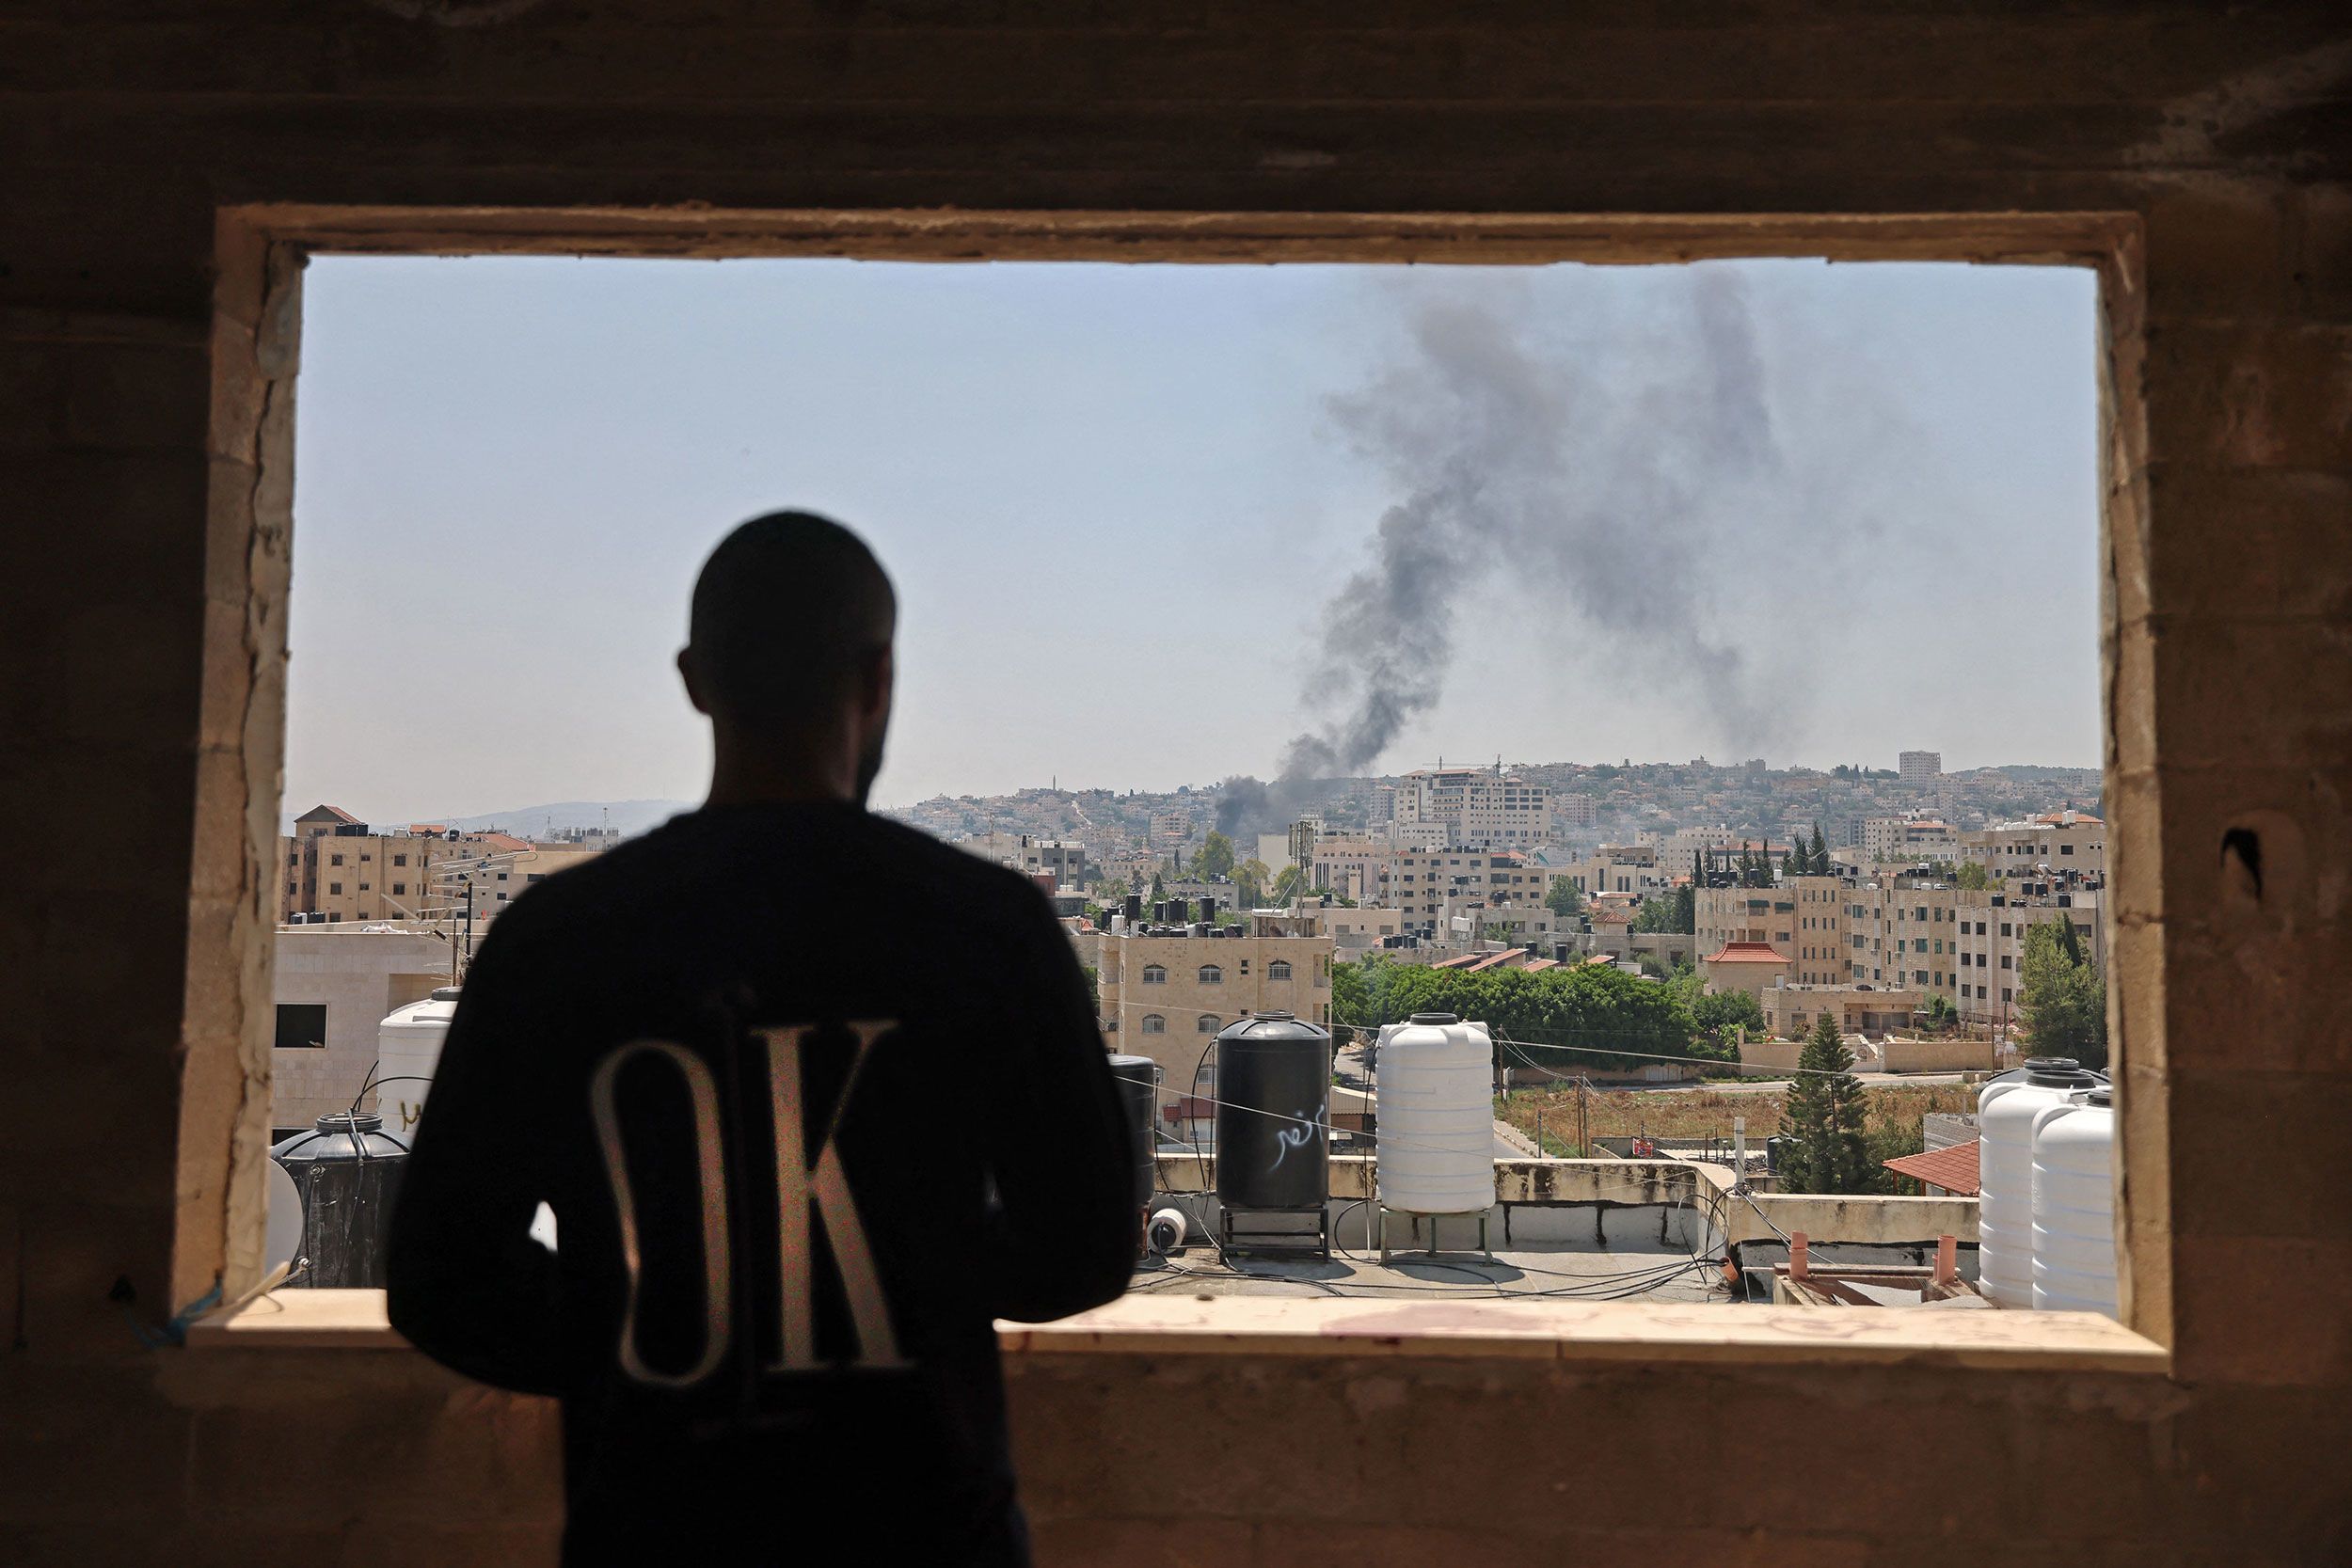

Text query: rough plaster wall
(1, 3), (2347, 1563)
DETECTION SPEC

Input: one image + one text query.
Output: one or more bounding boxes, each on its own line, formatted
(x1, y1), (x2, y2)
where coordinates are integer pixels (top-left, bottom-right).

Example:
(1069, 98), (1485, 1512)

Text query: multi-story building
(1863, 812), (1960, 863)
(1095, 914), (1336, 1123)
(963, 832), (1090, 889)
(1555, 844), (1671, 898)
(1553, 793), (1598, 830)
(1960, 810), (2105, 879)
(1948, 880), (2106, 1026)
(269, 926), (451, 1134)
(1391, 766), (1550, 848)
(276, 805), (512, 926)
(1899, 750), (1944, 783)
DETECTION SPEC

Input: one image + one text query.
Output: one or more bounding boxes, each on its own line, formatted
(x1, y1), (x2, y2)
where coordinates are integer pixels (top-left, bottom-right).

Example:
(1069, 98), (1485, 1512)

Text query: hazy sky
(287, 256), (2099, 822)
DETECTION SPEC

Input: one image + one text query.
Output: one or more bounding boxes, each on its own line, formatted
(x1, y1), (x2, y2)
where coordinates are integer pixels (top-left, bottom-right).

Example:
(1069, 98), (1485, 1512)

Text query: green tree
(1670, 881), (1695, 934)
(1091, 876), (1129, 903)
(1195, 831), (1236, 881)
(1544, 877), (1585, 919)
(1630, 895), (1679, 933)
(1690, 988), (1764, 1046)
(1269, 863), (1309, 906)
(1809, 822), (1830, 876)
(1777, 1013), (1874, 1194)
(1234, 856), (1270, 908)
(1953, 860), (1993, 891)
(1919, 992), (1960, 1033)
(1149, 869), (1166, 903)
(2019, 920), (2107, 1069)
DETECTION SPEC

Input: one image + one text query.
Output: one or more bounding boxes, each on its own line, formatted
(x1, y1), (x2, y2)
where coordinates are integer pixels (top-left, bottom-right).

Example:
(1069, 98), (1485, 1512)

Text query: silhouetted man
(389, 512), (1137, 1567)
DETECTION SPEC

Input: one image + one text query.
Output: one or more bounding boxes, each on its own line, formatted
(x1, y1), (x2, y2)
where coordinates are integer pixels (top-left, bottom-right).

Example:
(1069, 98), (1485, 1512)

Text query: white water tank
(1977, 1056), (2099, 1307)
(2031, 1087), (2119, 1318)
(376, 986), (460, 1139)
(1375, 1012), (1495, 1216)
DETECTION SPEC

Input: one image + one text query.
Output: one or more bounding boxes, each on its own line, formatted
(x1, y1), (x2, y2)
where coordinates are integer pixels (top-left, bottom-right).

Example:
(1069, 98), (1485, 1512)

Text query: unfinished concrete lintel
(239, 204), (2139, 267)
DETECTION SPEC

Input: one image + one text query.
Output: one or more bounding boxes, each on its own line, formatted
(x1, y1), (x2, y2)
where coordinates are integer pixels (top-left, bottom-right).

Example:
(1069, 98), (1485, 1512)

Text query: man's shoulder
(863, 816), (1064, 917)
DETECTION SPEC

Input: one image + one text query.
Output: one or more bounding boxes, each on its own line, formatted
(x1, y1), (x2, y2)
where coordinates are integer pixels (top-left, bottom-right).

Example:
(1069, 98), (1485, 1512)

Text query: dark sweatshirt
(386, 804), (1137, 1567)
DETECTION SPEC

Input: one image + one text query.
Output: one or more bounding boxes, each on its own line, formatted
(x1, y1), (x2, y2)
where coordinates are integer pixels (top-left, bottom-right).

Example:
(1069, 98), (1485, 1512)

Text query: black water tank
(271, 1112), (409, 1288)
(1124, 894), (1142, 925)
(1215, 1012), (1332, 1212)
(1105, 1054), (1162, 1209)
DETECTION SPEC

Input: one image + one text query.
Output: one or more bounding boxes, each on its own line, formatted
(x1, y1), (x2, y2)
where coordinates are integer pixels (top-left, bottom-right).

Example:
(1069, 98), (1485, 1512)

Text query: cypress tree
(1809, 822), (1829, 876)
(1777, 1012), (1874, 1194)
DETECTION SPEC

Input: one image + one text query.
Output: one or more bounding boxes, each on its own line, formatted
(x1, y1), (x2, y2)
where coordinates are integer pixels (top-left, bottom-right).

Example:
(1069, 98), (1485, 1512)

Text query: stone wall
(4, 5), (2348, 1564)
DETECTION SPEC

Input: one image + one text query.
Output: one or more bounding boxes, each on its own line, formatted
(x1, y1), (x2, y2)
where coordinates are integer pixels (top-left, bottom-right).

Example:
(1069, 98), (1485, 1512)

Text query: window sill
(186, 1289), (2167, 1374)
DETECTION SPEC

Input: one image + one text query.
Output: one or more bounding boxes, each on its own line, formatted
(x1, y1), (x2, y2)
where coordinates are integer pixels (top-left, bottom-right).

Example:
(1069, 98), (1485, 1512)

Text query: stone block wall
(3, 5), (2347, 1563)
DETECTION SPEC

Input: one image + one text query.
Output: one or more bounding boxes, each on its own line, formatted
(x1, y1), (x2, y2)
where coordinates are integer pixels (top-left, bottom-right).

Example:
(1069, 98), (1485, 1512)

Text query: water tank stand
(1375, 1205), (1493, 1264)
(1219, 1204), (1330, 1260)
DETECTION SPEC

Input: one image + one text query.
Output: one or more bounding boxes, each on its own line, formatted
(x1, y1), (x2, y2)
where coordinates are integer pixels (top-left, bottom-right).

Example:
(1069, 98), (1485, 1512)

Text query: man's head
(678, 512), (898, 803)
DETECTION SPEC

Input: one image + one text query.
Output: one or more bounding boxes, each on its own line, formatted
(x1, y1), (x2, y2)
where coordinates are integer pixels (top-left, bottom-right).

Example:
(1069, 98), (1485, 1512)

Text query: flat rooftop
(1126, 1234), (1724, 1305)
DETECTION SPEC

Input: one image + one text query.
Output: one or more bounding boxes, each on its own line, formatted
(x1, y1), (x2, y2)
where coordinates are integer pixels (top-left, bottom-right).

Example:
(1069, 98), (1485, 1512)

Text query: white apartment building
(1947, 883), (2106, 1026)
(1556, 844), (1672, 898)
(962, 832), (1090, 888)
(1960, 810), (2105, 878)
(1863, 812), (1960, 863)
(1899, 750), (1944, 783)
(1391, 767), (1551, 848)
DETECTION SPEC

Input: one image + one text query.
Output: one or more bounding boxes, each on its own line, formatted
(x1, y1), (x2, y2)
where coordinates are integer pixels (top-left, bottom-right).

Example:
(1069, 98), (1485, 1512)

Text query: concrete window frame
(185, 206), (2164, 1372)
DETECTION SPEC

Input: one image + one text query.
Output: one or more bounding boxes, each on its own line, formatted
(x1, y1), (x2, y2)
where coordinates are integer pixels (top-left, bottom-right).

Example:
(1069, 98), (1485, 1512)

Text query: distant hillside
(411, 799), (692, 837)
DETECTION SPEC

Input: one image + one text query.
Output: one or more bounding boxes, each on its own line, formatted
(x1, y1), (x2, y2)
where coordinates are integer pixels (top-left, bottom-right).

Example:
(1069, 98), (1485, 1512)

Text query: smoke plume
(1217, 266), (1892, 841)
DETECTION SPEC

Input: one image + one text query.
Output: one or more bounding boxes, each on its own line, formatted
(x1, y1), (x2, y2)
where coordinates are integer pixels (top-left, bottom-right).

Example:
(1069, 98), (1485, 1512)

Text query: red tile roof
(1431, 954), (1486, 970)
(1465, 948), (1530, 973)
(1705, 942), (1790, 964)
(479, 832), (532, 852)
(1883, 1140), (1980, 1196)
(1521, 958), (1561, 972)
(297, 804), (359, 824)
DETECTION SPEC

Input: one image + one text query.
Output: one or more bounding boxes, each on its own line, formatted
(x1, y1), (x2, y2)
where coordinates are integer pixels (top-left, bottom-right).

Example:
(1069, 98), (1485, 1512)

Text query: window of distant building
(1268, 960), (1292, 981)
(1141, 1015), (1166, 1035)
(1141, 965), (1166, 985)
(1199, 965), (1223, 985)
(328, 882), (342, 895)
(273, 1003), (326, 1051)
(1198, 1015), (1220, 1033)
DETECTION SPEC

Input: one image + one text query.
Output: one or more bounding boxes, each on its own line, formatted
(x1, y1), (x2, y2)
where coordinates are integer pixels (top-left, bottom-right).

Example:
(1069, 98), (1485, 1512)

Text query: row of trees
(1332, 954), (1725, 1072)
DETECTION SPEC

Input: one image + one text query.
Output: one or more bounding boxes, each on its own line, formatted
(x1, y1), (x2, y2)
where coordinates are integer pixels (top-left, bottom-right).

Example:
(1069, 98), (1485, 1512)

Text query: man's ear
(862, 645), (897, 724)
(677, 647), (711, 716)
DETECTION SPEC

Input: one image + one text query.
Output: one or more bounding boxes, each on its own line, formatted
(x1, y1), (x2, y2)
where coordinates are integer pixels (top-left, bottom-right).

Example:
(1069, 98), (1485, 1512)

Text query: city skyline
(289, 255), (2100, 822)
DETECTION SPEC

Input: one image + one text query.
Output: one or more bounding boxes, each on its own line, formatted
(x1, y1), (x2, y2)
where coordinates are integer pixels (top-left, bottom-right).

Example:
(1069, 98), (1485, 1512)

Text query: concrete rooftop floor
(1124, 1234), (1726, 1305)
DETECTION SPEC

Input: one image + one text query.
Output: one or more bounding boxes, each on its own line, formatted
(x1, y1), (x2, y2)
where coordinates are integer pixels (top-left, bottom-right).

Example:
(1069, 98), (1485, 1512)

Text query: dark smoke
(1219, 267), (1866, 843)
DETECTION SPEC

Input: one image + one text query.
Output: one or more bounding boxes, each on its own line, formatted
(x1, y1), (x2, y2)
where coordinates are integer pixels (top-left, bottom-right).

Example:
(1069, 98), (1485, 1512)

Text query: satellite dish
(263, 1157), (305, 1276)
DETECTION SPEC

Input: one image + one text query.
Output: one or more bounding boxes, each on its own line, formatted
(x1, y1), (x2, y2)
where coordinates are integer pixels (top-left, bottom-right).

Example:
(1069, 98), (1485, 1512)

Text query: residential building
(1960, 810), (2105, 879)
(1899, 750), (1943, 783)
(1700, 941), (1792, 1002)
(1863, 812), (1960, 863)
(963, 832), (1090, 889)
(1559, 844), (1672, 898)
(269, 926), (451, 1133)
(1391, 766), (1551, 848)
(1948, 880), (2107, 1026)
(1760, 982), (1925, 1039)
(276, 805), (510, 926)
(1095, 914), (1336, 1122)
